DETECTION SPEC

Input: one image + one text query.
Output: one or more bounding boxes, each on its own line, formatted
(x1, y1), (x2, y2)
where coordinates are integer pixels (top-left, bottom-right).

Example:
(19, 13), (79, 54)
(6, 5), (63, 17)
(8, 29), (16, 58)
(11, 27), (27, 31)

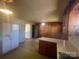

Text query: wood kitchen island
(38, 37), (78, 59)
(38, 38), (58, 59)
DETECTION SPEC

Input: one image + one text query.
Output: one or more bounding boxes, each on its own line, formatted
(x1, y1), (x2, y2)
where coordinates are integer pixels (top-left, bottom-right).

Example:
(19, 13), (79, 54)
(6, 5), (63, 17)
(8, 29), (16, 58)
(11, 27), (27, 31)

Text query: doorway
(25, 24), (31, 39)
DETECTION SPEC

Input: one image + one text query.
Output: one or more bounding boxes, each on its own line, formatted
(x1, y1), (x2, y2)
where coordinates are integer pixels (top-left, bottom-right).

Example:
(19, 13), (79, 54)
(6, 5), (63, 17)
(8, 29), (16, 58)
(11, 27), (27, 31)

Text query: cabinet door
(2, 23), (11, 54)
(11, 24), (19, 50)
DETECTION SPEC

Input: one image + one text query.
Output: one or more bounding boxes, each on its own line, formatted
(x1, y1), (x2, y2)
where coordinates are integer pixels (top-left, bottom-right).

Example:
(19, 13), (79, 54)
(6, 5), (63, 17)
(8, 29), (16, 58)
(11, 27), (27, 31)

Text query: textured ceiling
(9, 0), (69, 22)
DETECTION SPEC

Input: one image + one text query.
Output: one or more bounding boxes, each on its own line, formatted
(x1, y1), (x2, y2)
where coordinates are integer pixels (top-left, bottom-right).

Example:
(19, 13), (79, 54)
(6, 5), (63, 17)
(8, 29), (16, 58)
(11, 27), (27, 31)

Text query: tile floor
(0, 39), (51, 59)
(0, 38), (77, 59)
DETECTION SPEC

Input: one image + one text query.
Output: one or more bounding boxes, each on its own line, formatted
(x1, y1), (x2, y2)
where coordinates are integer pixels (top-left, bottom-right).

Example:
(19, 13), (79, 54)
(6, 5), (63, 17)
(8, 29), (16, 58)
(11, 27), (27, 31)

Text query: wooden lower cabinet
(39, 40), (57, 59)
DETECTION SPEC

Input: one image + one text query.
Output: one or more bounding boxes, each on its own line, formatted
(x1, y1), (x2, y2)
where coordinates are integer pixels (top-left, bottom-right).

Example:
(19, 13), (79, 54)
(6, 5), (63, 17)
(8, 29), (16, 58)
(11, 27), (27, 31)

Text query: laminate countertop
(38, 37), (64, 43)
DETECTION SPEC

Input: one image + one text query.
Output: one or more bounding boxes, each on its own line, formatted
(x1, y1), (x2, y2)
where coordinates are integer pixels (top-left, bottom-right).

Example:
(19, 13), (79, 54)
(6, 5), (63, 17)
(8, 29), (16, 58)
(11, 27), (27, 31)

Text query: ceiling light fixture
(4, 0), (13, 3)
(0, 9), (13, 15)
(41, 23), (45, 26)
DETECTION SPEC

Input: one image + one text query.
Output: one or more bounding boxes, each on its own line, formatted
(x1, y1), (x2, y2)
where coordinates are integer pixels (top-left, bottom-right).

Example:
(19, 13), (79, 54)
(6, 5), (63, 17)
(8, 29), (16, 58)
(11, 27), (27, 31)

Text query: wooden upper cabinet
(39, 23), (49, 37)
(39, 22), (62, 38)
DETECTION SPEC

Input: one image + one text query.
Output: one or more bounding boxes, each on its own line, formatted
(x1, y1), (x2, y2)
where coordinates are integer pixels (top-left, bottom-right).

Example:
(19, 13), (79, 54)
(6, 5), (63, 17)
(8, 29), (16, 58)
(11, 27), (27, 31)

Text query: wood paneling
(39, 22), (62, 38)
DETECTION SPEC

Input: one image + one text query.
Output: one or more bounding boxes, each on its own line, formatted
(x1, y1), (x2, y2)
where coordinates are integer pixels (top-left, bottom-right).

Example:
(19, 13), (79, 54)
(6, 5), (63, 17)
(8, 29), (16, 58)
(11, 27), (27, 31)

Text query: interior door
(11, 24), (19, 50)
(2, 23), (11, 54)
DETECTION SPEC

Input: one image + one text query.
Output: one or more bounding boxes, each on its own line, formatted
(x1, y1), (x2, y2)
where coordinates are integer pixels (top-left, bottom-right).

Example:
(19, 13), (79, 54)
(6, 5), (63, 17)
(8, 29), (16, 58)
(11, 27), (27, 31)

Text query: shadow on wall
(45, 0), (70, 21)
(57, 0), (69, 19)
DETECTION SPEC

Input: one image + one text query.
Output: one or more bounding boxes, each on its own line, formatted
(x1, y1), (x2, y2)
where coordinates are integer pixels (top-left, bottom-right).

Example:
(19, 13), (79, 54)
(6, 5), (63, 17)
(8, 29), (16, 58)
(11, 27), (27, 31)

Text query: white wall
(69, 36), (79, 50)
(0, 24), (2, 54)
(68, 3), (79, 56)
(19, 24), (25, 43)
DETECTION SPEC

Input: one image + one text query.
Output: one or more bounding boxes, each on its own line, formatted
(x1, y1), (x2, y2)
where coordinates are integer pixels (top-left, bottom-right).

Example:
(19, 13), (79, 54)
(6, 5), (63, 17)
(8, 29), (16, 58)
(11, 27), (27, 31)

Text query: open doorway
(25, 24), (32, 39)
